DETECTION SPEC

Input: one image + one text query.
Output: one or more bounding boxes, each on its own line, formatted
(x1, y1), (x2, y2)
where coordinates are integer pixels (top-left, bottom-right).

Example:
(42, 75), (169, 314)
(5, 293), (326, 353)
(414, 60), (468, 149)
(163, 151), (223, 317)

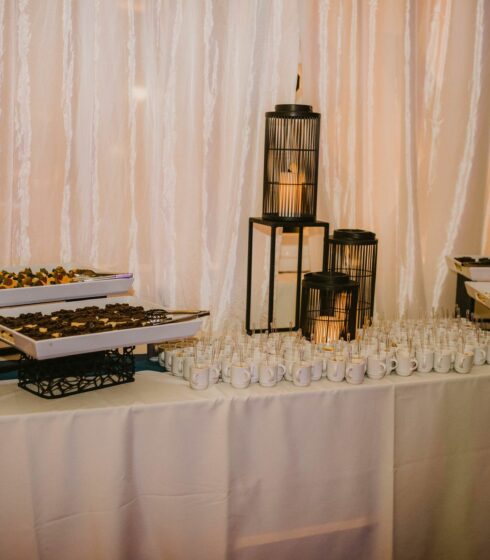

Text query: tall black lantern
(262, 104), (321, 222)
(327, 229), (378, 329)
(300, 272), (358, 343)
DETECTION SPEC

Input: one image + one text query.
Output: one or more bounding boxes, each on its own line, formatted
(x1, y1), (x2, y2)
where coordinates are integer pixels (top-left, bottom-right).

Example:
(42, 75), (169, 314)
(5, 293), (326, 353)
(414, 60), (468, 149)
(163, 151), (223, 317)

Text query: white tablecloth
(1, 368), (490, 560)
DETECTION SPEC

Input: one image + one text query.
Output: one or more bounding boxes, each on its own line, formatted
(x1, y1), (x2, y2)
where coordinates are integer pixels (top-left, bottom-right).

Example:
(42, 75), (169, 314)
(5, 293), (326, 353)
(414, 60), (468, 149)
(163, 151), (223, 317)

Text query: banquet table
(1, 366), (490, 560)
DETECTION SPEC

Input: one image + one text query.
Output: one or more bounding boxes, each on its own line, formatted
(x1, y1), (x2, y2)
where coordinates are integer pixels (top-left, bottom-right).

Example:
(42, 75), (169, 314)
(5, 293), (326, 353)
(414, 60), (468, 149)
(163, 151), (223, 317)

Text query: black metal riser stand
(245, 217), (329, 334)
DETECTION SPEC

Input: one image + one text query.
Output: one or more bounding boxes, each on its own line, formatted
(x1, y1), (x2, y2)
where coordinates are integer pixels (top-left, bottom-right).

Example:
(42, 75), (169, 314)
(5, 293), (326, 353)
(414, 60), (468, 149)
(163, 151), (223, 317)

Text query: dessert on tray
(0, 296), (207, 359)
(0, 266), (77, 288)
(0, 303), (170, 341)
(0, 264), (134, 307)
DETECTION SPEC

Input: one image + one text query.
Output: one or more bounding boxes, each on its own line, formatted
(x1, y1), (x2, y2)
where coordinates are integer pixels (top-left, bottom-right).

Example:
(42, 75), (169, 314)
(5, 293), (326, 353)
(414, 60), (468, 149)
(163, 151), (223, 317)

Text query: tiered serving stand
(0, 266), (205, 398)
(446, 256), (490, 320)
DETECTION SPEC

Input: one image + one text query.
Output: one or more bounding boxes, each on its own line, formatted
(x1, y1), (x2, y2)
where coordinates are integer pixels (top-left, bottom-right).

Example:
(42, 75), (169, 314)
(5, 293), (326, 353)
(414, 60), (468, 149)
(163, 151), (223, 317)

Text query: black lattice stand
(18, 347), (136, 399)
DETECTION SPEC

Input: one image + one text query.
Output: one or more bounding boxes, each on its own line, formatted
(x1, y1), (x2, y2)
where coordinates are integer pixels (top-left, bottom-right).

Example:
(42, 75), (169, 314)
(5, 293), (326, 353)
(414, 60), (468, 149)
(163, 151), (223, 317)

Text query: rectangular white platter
(446, 255), (490, 281)
(0, 263), (134, 307)
(0, 296), (204, 360)
(465, 282), (490, 310)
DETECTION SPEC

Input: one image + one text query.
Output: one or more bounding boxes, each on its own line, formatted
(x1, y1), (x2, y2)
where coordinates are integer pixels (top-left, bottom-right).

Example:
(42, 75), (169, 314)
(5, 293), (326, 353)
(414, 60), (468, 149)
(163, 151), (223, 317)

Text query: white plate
(465, 282), (490, 310)
(0, 296), (204, 360)
(0, 264), (133, 307)
(446, 255), (490, 281)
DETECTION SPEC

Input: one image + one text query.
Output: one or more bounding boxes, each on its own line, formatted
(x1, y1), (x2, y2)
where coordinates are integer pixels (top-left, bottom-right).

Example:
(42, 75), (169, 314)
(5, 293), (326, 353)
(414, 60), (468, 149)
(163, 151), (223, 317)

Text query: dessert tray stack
(446, 256), (490, 312)
(0, 265), (206, 398)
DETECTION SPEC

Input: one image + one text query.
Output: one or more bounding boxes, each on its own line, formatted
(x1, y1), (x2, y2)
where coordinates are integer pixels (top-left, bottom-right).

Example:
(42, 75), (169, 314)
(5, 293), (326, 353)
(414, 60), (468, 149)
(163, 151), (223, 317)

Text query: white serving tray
(465, 282), (490, 310)
(0, 296), (204, 360)
(446, 255), (490, 281)
(0, 264), (134, 307)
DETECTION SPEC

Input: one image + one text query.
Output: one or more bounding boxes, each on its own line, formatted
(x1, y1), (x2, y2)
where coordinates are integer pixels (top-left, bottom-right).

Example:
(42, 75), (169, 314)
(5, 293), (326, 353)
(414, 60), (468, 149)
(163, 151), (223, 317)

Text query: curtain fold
(0, 0), (300, 330)
(0, 0), (488, 327)
(298, 0), (490, 318)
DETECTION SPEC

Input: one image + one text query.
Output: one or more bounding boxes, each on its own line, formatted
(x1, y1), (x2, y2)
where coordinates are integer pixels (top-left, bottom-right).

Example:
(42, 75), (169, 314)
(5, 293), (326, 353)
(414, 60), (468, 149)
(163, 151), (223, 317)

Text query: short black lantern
(262, 104), (321, 222)
(300, 272), (358, 343)
(327, 229), (378, 329)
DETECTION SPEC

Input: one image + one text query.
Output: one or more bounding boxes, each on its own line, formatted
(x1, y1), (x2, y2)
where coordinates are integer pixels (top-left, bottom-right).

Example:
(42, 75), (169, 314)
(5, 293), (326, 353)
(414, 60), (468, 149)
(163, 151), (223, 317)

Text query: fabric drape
(0, 1), (488, 329)
(299, 0), (490, 318)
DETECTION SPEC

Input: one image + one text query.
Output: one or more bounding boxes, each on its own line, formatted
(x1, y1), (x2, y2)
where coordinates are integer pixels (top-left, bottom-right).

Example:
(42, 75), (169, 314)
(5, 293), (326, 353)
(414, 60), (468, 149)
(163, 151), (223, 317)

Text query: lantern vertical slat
(327, 230), (378, 329)
(262, 105), (320, 222)
(300, 272), (359, 343)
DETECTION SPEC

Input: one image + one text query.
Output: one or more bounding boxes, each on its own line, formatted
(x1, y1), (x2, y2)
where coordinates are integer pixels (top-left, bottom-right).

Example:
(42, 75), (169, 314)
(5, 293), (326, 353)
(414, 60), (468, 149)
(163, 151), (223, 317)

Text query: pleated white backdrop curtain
(0, 0), (488, 330)
(299, 0), (490, 319)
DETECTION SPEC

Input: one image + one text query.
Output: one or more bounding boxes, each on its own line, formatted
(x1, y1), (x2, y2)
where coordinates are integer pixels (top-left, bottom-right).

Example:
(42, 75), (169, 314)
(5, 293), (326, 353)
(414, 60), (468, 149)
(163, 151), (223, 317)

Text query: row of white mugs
(159, 342), (489, 391)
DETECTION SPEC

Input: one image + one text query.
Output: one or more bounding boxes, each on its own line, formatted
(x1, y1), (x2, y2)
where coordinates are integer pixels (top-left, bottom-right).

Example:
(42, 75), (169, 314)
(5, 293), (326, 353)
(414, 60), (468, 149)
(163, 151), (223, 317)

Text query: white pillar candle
(278, 163), (304, 218)
(313, 316), (341, 344)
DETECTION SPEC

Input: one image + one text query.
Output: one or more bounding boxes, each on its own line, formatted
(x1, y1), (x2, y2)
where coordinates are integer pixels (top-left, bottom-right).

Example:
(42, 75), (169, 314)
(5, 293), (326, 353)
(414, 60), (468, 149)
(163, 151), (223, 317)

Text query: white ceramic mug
(284, 359), (296, 382)
(221, 356), (233, 383)
(171, 352), (185, 377)
(470, 345), (486, 366)
(396, 353), (418, 377)
(416, 348), (434, 373)
(247, 360), (260, 384)
(434, 349), (452, 373)
(158, 350), (166, 369)
(259, 364), (276, 387)
(207, 363), (221, 384)
(367, 355), (387, 380)
(326, 357), (346, 382)
(275, 361), (287, 382)
(231, 364), (251, 389)
(385, 349), (398, 374)
(183, 355), (196, 381)
(190, 366), (209, 390)
(267, 359), (286, 383)
(310, 358), (323, 381)
(454, 351), (473, 374)
(293, 362), (311, 387)
(164, 348), (179, 372)
(346, 358), (366, 385)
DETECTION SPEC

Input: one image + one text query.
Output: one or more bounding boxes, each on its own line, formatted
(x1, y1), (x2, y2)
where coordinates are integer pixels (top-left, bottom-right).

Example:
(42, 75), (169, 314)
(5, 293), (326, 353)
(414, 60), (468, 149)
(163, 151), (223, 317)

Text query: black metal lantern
(300, 272), (358, 343)
(327, 229), (378, 329)
(262, 104), (321, 222)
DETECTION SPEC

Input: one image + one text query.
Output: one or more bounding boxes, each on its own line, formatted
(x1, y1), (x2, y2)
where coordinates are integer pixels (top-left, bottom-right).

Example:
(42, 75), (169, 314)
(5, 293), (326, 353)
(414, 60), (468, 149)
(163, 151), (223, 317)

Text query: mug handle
(209, 366), (220, 383)
(277, 363), (286, 378)
(244, 369), (251, 384)
(346, 366), (353, 381)
(379, 361), (387, 375)
(390, 357), (398, 371)
(190, 372), (199, 386)
(411, 358), (418, 372)
(266, 366), (275, 383)
(293, 367), (302, 384)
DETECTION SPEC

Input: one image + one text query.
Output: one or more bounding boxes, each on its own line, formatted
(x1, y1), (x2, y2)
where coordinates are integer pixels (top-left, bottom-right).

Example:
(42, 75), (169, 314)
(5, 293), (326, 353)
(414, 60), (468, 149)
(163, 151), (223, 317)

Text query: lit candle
(313, 316), (341, 344)
(278, 163), (304, 218)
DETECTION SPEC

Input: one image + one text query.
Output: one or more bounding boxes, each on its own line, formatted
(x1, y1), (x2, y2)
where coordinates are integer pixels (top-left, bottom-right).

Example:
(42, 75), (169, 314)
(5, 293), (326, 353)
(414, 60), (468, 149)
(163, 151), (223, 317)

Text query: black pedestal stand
(245, 218), (329, 333)
(17, 347), (136, 399)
